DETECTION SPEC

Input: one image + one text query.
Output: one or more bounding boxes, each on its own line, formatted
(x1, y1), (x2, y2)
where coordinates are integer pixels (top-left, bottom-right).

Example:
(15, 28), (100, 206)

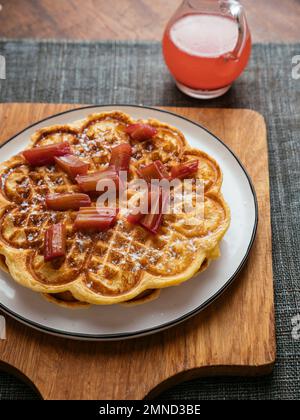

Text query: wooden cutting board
(0, 104), (275, 400)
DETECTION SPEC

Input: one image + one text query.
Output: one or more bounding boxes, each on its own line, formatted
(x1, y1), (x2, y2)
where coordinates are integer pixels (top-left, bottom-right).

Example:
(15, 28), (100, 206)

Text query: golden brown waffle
(0, 111), (230, 306)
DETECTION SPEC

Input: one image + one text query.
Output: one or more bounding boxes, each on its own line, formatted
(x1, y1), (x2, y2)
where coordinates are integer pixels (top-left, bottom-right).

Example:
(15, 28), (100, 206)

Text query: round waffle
(0, 111), (230, 306)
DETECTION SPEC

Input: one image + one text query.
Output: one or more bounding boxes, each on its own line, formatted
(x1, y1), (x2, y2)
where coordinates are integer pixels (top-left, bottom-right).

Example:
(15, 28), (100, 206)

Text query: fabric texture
(0, 40), (299, 400)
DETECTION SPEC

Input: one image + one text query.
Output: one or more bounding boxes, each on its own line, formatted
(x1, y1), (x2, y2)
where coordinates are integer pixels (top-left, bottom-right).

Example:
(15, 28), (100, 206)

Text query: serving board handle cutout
(0, 104), (275, 400)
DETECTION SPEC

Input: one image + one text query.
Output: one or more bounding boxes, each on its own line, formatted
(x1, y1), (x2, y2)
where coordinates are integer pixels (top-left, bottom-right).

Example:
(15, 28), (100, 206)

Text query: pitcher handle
(221, 1), (248, 60)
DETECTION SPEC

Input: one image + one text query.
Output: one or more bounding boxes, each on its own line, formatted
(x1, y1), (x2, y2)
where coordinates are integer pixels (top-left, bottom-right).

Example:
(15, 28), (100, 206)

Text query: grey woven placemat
(0, 40), (299, 400)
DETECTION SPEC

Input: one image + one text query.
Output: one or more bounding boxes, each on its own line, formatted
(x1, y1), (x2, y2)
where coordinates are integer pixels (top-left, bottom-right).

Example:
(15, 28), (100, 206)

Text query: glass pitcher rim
(186, 0), (243, 9)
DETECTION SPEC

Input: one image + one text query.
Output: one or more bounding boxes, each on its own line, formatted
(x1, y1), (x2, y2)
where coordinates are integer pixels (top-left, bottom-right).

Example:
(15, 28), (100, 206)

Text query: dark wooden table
(0, 0), (299, 42)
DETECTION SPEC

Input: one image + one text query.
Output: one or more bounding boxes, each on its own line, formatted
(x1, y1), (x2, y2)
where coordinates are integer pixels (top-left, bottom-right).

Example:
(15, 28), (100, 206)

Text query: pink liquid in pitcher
(163, 14), (251, 90)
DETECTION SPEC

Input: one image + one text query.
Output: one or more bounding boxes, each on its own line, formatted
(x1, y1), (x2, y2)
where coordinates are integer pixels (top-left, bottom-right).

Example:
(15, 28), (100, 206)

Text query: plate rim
(0, 104), (258, 341)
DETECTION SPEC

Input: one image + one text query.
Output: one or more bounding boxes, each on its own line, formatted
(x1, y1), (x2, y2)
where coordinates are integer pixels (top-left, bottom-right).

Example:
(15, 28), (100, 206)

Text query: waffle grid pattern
(0, 111), (230, 305)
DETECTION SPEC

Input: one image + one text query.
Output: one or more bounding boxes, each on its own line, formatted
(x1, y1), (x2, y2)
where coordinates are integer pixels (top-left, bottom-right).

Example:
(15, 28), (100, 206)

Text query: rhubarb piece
(127, 211), (144, 224)
(55, 154), (89, 179)
(23, 142), (72, 166)
(170, 160), (199, 180)
(140, 211), (163, 234)
(137, 160), (169, 183)
(127, 190), (151, 225)
(46, 193), (91, 211)
(125, 123), (157, 142)
(140, 189), (168, 234)
(44, 223), (66, 262)
(74, 207), (118, 231)
(78, 207), (118, 216)
(109, 143), (132, 172)
(75, 168), (120, 193)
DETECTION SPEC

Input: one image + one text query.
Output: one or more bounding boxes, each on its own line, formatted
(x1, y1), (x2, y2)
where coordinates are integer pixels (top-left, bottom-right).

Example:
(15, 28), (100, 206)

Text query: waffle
(0, 111), (230, 307)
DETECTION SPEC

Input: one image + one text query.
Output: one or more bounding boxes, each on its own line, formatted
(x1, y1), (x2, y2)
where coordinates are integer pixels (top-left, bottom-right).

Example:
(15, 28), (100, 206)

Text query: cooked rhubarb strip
(46, 193), (91, 211)
(137, 160), (169, 183)
(79, 207), (118, 216)
(75, 215), (114, 231)
(74, 207), (118, 231)
(170, 160), (199, 180)
(109, 143), (132, 172)
(44, 223), (66, 262)
(75, 168), (120, 193)
(55, 154), (89, 179)
(127, 212), (144, 224)
(125, 123), (157, 142)
(23, 142), (72, 166)
(139, 189), (168, 234)
(140, 212), (164, 235)
(126, 190), (151, 225)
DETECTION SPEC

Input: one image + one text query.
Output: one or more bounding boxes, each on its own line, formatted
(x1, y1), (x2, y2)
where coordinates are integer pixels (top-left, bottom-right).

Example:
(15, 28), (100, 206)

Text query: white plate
(0, 105), (257, 341)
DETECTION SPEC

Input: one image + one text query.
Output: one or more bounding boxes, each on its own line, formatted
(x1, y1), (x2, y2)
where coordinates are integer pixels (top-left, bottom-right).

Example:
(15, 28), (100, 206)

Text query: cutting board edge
(0, 103), (275, 400)
(144, 361), (275, 399)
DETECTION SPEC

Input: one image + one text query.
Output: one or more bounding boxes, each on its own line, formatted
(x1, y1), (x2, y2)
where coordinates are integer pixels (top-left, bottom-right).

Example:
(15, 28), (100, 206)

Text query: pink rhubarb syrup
(163, 14), (252, 90)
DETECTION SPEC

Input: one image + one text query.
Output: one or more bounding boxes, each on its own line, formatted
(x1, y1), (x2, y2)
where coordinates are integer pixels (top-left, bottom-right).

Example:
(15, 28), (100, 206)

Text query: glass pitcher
(162, 0), (252, 99)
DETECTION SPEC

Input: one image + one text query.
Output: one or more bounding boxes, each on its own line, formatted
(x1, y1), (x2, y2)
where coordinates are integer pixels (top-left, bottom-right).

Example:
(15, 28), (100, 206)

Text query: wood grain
(0, 103), (275, 400)
(0, 0), (299, 42)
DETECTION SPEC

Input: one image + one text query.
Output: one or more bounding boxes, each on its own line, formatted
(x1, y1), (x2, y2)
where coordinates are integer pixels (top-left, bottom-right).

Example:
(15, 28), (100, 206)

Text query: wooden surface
(0, 0), (299, 43)
(0, 103), (275, 400)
